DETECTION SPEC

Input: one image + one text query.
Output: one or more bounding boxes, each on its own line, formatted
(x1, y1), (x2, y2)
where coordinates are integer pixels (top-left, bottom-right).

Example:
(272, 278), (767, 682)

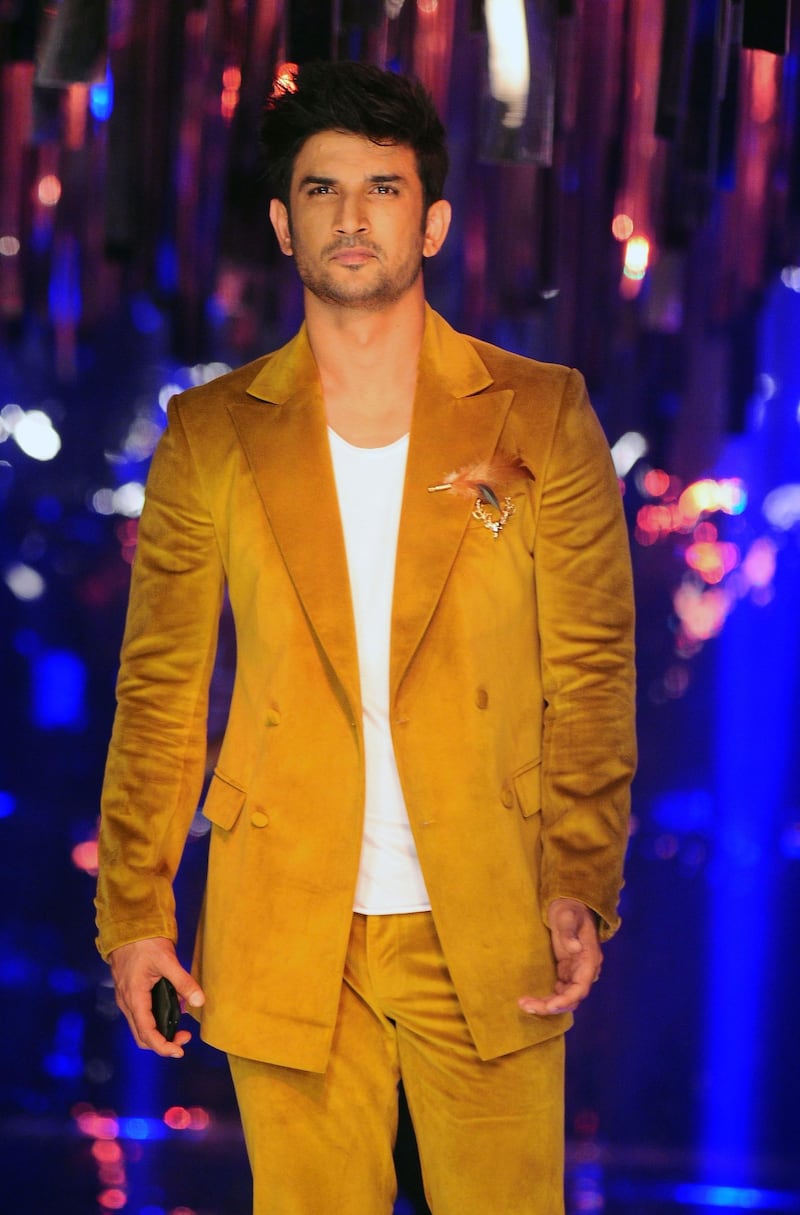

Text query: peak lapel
(229, 328), (360, 720)
(391, 311), (514, 698)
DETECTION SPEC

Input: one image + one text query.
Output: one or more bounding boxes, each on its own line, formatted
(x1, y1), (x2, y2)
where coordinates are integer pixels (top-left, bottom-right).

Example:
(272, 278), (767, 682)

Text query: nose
(334, 192), (368, 236)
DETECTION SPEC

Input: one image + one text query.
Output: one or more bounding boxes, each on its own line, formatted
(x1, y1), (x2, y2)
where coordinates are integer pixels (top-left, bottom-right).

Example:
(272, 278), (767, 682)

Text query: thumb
(549, 904), (583, 951)
(164, 960), (205, 1009)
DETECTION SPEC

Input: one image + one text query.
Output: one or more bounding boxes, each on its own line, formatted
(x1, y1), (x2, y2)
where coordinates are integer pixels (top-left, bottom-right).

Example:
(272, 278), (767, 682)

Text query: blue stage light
(44, 1050), (83, 1078)
(130, 294), (164, 335)
(32, 649), (87, 730)
(651, 787), (713, 834)
(610, 1178), (800, 1211)
(118, 1116), (168, 1141)
(701, 279), (800, 1183)
(48, 966), (86, 995)
(48, 239), (82, 324)
(156, 240), (178, 291)
(89, 70), (114, 121)
(672, 1182), (800, 1210)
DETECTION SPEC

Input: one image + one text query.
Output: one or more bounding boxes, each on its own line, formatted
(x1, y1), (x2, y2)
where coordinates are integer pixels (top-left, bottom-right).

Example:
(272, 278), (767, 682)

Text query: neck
(307, 283), (423, 383)
(303, 287), (427, 447)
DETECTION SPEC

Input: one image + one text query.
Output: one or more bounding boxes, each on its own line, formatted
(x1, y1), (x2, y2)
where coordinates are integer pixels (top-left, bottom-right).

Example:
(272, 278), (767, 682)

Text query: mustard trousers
(229, 911), (565, 1215)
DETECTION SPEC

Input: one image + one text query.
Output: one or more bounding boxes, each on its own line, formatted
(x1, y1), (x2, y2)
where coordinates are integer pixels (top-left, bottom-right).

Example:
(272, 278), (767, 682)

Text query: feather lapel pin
(428, 454), (531, 539)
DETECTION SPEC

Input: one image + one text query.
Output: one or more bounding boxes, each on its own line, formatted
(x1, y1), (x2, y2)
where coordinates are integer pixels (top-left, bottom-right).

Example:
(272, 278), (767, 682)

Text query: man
(96, 60), (636, 1215)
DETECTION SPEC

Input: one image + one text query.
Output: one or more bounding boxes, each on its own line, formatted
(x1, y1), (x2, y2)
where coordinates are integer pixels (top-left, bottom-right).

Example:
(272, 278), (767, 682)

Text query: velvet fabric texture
(229, 911), (566, 1214)
(95, 306), (636, 1071)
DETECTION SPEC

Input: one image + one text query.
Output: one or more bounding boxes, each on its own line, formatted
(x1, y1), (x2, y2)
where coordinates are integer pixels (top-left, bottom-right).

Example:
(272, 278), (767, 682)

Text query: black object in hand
(151, 977), (180, 1041)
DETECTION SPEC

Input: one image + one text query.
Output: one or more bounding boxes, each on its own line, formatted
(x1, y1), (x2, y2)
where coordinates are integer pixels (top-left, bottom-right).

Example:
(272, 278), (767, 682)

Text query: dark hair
(260, 61), (449, 212)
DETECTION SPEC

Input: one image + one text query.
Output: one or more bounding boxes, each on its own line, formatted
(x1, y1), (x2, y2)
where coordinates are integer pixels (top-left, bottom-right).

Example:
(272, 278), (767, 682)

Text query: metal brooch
(472, 495), (515, 538)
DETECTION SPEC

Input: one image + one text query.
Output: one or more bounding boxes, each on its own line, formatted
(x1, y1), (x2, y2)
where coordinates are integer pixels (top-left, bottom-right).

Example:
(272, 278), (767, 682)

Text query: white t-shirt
(328, 427), (431, 914)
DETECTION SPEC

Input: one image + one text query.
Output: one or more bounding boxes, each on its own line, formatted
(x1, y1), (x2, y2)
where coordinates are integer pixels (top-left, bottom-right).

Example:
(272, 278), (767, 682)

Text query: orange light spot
(75, 1110), (119, 1140)
(188, 1106), (211, 1130)
(71, 838), (99, 875)
(98, 1187), (127, 1209)
(750, 50), (777, 124)
(611, 213), (634, 242)
(685, 541), (739, 585)
(92, 1140), (123, 1164)
(693, 521), (718, 543)
(270, 62), (299, 103)
(221, 89), (239, 120)
(673, 583), (730, 642)
(99, 1164), (127, 1186)
(643, 468), (670, 498)
(164, 1106), (193, 1131)
(38, 174), (62, 207)
(623, 235), (650, 280)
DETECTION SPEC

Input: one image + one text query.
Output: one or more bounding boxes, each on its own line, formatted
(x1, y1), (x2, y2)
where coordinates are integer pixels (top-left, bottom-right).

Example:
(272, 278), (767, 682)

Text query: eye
(307, 184), (334, 196)
(372, 184), (399, 195)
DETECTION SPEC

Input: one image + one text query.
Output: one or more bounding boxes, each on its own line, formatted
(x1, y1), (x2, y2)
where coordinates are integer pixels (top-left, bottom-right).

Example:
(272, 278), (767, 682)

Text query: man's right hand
(109, 937), (205, 1058)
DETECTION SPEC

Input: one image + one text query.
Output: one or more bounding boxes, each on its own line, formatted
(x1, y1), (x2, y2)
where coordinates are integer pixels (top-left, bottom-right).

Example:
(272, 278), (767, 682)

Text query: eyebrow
(296, 173), (407, 190)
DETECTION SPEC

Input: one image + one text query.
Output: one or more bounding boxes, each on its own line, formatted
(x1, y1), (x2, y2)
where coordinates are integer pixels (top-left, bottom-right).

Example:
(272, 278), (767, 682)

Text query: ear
(269, 198), (294, 256)
(422, 199), (452, 259)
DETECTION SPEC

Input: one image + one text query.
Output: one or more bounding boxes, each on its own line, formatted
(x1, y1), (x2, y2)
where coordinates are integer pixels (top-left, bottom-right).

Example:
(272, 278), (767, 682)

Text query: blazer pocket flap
(513, 758), (542, 818)
(202, 771), (246, 831)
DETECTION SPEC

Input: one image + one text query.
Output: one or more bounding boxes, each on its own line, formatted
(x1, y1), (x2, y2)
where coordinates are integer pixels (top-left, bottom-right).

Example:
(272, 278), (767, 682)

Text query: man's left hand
(518, 898), (603, 1016)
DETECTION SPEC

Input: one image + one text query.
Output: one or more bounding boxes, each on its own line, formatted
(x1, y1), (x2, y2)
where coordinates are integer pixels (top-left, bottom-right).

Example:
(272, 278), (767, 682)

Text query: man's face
(269, 130), (449, 311)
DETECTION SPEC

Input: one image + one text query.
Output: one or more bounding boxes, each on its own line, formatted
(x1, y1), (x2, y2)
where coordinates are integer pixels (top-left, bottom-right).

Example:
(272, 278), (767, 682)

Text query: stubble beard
(290, 234), (425, 311)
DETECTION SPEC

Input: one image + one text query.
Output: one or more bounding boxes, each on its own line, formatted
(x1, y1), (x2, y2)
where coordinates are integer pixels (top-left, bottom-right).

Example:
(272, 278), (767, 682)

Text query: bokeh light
(164, 1106), (193, 1131)
(4, 562), (46, 601)
(221, 65), (241, 121)
(623, 235), (650, 281)
(12, 410), (62, 461)
(71, 838), (99, 876)
(611, 430), (648, 477)
(37, 175), (62, 207)
(643, 468), (671, 497)
(98, 1187), (127, 1210)
(763, 482), (800, 529)
(90, 70), (115, 121)
(611, 213), (634, 241)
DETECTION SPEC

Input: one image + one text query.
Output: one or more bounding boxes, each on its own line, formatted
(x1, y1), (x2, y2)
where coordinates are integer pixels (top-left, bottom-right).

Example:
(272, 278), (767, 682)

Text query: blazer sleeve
(95, 397), (225, 960)
(534, 369), (636, 939)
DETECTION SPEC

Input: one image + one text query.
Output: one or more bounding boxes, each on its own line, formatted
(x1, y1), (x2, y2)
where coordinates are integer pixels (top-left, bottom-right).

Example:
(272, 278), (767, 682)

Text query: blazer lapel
(228, 327), (361, 721)
(391, 309), (514, 698)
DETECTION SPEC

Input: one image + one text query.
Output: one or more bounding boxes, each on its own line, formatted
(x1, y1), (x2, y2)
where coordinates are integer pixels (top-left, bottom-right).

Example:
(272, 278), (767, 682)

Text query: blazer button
(265, 709), (281, 727)
(501, 785), (514, 809)
(475, 687), (489, 710)
(250, 810), (269, 828)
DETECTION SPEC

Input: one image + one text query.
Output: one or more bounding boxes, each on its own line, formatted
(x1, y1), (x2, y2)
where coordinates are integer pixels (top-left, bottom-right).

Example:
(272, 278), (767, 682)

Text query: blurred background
(1, 1), (799, 1213)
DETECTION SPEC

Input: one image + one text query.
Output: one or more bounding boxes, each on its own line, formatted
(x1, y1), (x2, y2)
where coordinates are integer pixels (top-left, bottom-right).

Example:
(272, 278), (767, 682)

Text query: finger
(107, 940), (196, 1057)
(134, 1012), (190, 1058)
(550, 931), (584, 960)
(518, 993), (579, 1016)
(125, 987), (186, 1058)
(518, 979), (587, 1016)
(120, 971), (195, 1057)
(162, 961), (205, 1011)
(519, 960), (599, 1015)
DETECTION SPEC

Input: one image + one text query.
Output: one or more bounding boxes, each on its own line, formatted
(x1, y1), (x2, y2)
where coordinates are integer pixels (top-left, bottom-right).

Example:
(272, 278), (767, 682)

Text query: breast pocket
(202, 769), (247, 831)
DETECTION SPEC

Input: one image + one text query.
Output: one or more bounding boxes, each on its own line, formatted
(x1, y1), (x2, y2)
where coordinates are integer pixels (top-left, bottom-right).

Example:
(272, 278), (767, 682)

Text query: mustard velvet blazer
(95, 306), (636, 1072)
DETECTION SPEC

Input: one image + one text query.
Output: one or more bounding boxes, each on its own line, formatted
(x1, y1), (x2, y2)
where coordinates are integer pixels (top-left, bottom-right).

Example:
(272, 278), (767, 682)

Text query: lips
(330, 247), (376, 266)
